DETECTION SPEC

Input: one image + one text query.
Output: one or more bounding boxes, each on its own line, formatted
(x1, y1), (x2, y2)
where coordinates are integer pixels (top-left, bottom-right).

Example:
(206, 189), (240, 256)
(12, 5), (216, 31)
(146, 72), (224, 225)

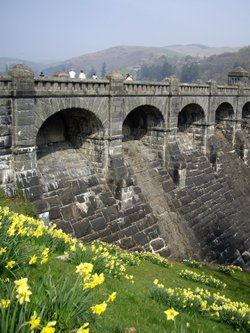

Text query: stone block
(90, 215), (107, 231)
(119, 237), (136, 249)
(49, 207), (62, 220)
(102, 206), (119, 222)
(124, 225), (139, 237)
(58, 189), (74, 205)
(99, 192), (116, 206)
(133, 231), (149, 246)
(150, 238), (165, 251)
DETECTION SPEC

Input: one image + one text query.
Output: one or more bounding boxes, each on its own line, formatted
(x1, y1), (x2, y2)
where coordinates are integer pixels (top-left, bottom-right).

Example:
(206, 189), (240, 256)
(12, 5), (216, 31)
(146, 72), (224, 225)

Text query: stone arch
(36, 108), (105, 167)
(242, 102), (250, 132)
(235, 102), (250, 163)
(177, 103), (205, 149)
(122, 105), (165, 146)
(215, 102), (234, 142)
(33, 97), (109, 147)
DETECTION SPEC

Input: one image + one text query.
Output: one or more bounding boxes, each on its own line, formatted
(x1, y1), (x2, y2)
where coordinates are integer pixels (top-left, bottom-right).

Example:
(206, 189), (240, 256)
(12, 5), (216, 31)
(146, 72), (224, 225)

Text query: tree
(88, 67), (96, 79)
(138, 58), (175, 81)
(101, 62), (107, 79)
(180, 62), (200, 83)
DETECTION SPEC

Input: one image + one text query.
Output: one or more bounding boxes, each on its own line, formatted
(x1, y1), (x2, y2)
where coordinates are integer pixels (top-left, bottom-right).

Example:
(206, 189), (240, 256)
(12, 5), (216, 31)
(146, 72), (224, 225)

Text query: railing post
(169, 76), (179, 96)
(208, 80), (217, 95)
(9, 64), (35, 97)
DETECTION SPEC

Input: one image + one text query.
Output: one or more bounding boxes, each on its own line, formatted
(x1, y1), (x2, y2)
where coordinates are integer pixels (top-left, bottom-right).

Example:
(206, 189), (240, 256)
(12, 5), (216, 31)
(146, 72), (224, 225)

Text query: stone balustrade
(124, 81), (170, 95)
(217, 85), (239, 96)
(179, 83), (210, 95)
(0, 77), (12, 96)
(34, 78), (110, 96)
(0, 71), (250, 97)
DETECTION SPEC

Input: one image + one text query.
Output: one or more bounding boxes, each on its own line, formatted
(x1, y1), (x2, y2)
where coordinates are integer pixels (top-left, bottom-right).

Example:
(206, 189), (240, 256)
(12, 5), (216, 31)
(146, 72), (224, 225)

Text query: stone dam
(0, 64), (250, 266)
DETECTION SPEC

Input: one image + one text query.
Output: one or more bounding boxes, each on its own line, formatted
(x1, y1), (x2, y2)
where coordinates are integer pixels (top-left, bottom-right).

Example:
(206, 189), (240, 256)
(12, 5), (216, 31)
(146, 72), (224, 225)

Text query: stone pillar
(8, 65), (43, 200)
(106, 72), (128, 198)
(205, 81), (218, 162)
(0, 97), (13, 195)
(164, 78), (186, 186)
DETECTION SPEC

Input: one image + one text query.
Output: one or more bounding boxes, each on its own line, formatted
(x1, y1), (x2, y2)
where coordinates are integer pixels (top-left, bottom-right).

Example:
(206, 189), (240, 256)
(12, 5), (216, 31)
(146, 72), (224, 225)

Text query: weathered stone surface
(0, 70), (250, 265)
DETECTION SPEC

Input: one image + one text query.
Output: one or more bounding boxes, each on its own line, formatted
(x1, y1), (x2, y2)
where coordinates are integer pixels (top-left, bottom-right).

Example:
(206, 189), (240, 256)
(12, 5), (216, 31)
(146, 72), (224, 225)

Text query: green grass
(0, 197), (250, 333)
(0, 189), (36, 217)
(94, 261), (250, 333)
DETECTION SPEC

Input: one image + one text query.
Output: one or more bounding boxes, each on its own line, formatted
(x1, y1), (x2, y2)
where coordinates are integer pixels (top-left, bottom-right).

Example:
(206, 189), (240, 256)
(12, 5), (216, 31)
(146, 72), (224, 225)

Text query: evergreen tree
(101, 62), (107, 79)
(180, 62), (200, 83)
(88, 67), (96, 79)
(138, 59), (175, 81)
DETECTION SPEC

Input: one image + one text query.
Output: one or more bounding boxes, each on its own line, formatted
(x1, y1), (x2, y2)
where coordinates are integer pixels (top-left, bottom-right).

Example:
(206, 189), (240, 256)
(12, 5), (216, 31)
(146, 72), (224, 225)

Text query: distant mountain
(1, 44), (247, 83)
(42, 44), (243, 78)
(198, 45), (250, 83)
(43, 45), (183, 77)
(0, 57), (47, 75)
(164, 44), (240, 57)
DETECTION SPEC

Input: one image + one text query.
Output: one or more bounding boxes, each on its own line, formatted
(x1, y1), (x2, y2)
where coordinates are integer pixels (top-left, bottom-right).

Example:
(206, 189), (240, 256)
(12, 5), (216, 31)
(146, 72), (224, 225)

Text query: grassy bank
(0, 203), (250, 333)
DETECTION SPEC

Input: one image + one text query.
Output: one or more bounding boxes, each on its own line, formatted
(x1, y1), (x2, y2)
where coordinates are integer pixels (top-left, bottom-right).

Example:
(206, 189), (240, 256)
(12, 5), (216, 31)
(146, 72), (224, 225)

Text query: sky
(1, 0), (250, 62)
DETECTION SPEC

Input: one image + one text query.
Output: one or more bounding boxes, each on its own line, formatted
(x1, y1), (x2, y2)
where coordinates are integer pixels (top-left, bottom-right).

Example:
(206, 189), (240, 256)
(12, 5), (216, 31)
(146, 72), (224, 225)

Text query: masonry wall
(1, 65), (250, 266)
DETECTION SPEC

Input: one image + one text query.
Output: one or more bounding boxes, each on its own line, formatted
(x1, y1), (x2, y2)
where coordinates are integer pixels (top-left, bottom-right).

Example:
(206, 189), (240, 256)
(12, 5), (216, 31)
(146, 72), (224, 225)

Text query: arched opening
(215, 103), (234, 142)
(242, 102), (250, 133)
(236, 102), (250, 163)
(176, 104), (205, 185)
(36, 108), (104, 166)
(177, 103), (205, 150)
(122, 105), (165, 146)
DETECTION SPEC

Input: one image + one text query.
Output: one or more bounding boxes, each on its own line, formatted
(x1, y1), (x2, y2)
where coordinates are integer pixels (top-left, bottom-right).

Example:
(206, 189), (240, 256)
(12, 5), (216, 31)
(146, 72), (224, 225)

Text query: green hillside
(1, 45), (248, 83)
(0, 197), (250, 333)
(199, 46), (250, 83)
(0, 57), (45, 75)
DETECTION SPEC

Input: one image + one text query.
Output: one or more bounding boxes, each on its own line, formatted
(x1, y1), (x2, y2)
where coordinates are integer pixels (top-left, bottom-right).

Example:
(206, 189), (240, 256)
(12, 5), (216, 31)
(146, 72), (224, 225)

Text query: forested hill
(198, 46), (250, 83)
(1, 44), (249, 84)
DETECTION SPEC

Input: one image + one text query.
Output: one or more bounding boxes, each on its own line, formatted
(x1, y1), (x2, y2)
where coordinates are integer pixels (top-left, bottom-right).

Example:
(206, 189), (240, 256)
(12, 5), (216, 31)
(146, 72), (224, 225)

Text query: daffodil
(29, 255), (37, 265)
(76, 322), (90, 333)
(164, 308), (179, 321)
(91, 302), (107, 315)
(5, 260), (16, 269)
(0, 299), (10, 309)
(0, 247), (7, 255)
(107, 292), (117, 302)
(29, 311), (41, 329)
(41, 321), (56, 333)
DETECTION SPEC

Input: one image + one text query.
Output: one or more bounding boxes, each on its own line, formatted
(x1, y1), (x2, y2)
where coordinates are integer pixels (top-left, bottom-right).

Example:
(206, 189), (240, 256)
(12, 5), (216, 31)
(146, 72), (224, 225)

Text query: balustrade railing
(217, 85), (239, 95)
(1, 74), (250, 97)
(0, 77), (12, 93)
(180, 83), (210, 95)
(124, 81), (170, 95)
(34, 78), (110, 95)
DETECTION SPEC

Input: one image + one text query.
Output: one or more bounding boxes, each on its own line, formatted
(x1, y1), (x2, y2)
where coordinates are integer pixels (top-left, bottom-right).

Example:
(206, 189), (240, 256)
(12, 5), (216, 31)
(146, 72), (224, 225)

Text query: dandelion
(91, 301), (107, 315)
(41, 321), (56, 333)
(0, 299), (10, 309)
(164, 308), (179, 321)
(76, 322), (90, 333)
